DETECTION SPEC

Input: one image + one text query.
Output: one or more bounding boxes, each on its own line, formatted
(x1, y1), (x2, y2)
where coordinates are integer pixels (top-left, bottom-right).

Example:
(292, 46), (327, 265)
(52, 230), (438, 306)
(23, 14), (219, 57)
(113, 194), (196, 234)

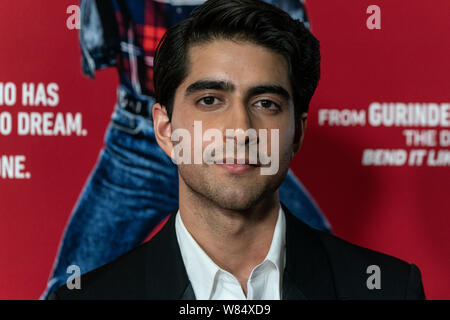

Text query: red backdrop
(0, 0), (448, 299)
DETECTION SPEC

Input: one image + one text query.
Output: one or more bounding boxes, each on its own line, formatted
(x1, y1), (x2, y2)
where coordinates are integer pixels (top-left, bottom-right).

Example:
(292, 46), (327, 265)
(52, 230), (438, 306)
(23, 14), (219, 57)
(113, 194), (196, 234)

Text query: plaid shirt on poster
(79, 0), (310, 97)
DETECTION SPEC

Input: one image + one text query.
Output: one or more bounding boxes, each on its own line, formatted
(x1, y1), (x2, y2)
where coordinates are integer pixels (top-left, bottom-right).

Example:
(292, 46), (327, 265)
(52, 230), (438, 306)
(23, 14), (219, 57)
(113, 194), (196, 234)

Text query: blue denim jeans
(41, 90), (331, 299)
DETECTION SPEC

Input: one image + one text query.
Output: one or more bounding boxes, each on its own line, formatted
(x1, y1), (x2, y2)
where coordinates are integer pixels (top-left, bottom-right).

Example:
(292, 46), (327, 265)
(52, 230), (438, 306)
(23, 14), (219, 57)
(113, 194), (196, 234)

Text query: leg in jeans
(42, 93), (331, 299)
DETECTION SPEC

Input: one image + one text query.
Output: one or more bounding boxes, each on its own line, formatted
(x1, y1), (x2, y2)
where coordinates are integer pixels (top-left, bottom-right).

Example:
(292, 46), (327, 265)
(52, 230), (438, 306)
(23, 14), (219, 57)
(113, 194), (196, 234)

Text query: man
(49, 0), (425, 300)
(42, 0), (330, 299)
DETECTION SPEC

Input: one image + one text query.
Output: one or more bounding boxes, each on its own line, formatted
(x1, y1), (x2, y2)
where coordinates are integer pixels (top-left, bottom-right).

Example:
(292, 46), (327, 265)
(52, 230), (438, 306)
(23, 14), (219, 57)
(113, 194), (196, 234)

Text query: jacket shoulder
(315, 229), (425, 299)
(48, 213), (190, 300)
(48, 241), (152, 300)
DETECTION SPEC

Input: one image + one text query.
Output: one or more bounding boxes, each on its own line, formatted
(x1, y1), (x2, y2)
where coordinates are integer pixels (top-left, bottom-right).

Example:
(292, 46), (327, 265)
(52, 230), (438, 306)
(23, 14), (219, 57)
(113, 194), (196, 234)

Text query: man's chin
(210, 198), (260, 211)
(205, 183), (270, 211)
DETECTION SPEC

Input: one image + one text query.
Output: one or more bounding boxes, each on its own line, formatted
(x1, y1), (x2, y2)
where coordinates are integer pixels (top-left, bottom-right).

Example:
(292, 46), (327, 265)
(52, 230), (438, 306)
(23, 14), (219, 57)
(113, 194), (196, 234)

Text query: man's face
(155, 39), (305, 210)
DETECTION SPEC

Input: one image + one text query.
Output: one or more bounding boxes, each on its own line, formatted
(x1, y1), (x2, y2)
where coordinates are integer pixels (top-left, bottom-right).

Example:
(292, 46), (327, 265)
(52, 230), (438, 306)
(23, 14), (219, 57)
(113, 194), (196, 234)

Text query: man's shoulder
(48, 240), (153, 300)
(291, 216), (425, 299)
(48, 213), (190, 300)
(318, 228), (410, 269)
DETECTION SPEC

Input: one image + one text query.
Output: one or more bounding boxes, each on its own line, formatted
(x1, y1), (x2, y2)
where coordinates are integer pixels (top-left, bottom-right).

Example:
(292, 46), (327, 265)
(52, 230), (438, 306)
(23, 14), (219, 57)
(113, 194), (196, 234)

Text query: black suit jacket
(49, 204), (425, 300)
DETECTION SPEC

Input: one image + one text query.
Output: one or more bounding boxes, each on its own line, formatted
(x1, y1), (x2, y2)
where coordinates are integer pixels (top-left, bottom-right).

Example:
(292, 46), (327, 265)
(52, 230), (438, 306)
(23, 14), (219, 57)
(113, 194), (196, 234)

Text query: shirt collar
(175, 206), (286, 299)
(265, 207), (286, 273)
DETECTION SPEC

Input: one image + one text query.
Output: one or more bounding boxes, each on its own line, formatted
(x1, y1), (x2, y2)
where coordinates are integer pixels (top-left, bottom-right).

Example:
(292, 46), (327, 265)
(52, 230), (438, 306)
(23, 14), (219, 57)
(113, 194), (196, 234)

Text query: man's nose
(222, 100), (254, 145)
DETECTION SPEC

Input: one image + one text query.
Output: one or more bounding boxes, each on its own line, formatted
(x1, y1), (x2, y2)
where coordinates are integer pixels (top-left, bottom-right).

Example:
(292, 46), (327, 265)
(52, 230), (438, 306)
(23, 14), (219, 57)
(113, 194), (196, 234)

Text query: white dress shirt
(175, 207), (286, 300)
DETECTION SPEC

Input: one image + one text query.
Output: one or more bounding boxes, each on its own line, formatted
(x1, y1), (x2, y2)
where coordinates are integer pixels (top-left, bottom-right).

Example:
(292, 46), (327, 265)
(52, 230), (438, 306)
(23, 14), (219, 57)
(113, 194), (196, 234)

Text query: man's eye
(198, 96), (220, 106)
(255, 100), (280, 110)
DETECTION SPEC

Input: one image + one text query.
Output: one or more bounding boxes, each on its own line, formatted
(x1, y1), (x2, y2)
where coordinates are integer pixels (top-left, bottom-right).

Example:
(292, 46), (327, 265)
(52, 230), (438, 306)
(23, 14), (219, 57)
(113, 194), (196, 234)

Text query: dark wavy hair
(153, 0), (320, 124)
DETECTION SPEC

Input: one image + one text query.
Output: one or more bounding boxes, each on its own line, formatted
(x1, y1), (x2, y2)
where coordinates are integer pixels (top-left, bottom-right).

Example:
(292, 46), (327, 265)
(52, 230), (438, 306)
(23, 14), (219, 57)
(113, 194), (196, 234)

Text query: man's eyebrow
(184, 81), (291, 102)
(247, 85), (292, 101)
(185, 80), (235, 96)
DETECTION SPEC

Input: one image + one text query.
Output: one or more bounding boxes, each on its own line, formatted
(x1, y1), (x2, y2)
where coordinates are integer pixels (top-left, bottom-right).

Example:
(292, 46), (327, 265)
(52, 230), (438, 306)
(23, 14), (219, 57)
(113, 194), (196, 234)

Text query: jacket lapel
(282, 203), (337, 300)
(143, 210), (196, 299)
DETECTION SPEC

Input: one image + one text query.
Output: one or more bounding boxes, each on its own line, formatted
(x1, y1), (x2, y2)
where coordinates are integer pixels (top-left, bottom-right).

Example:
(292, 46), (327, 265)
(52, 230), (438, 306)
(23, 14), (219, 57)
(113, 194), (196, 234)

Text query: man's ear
(292, 112), (308, 156)
(152, 103), (173, 159)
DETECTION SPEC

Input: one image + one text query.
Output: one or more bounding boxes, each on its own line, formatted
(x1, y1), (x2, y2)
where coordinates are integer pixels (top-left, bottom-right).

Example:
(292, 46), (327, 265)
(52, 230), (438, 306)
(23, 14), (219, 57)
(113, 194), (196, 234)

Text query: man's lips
(216, 158), (259, 174)
(217, 163), (255, 174)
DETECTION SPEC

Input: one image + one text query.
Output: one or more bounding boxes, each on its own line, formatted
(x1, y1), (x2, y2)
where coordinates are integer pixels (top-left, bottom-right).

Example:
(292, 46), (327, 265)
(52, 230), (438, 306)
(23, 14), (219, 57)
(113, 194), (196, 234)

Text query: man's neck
(178, 179), (280, 294)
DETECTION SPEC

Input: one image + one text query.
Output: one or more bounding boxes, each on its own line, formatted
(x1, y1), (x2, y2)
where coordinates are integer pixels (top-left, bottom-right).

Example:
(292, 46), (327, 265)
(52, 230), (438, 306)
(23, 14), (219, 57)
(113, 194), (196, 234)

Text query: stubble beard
(178, 162), (289, 212)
